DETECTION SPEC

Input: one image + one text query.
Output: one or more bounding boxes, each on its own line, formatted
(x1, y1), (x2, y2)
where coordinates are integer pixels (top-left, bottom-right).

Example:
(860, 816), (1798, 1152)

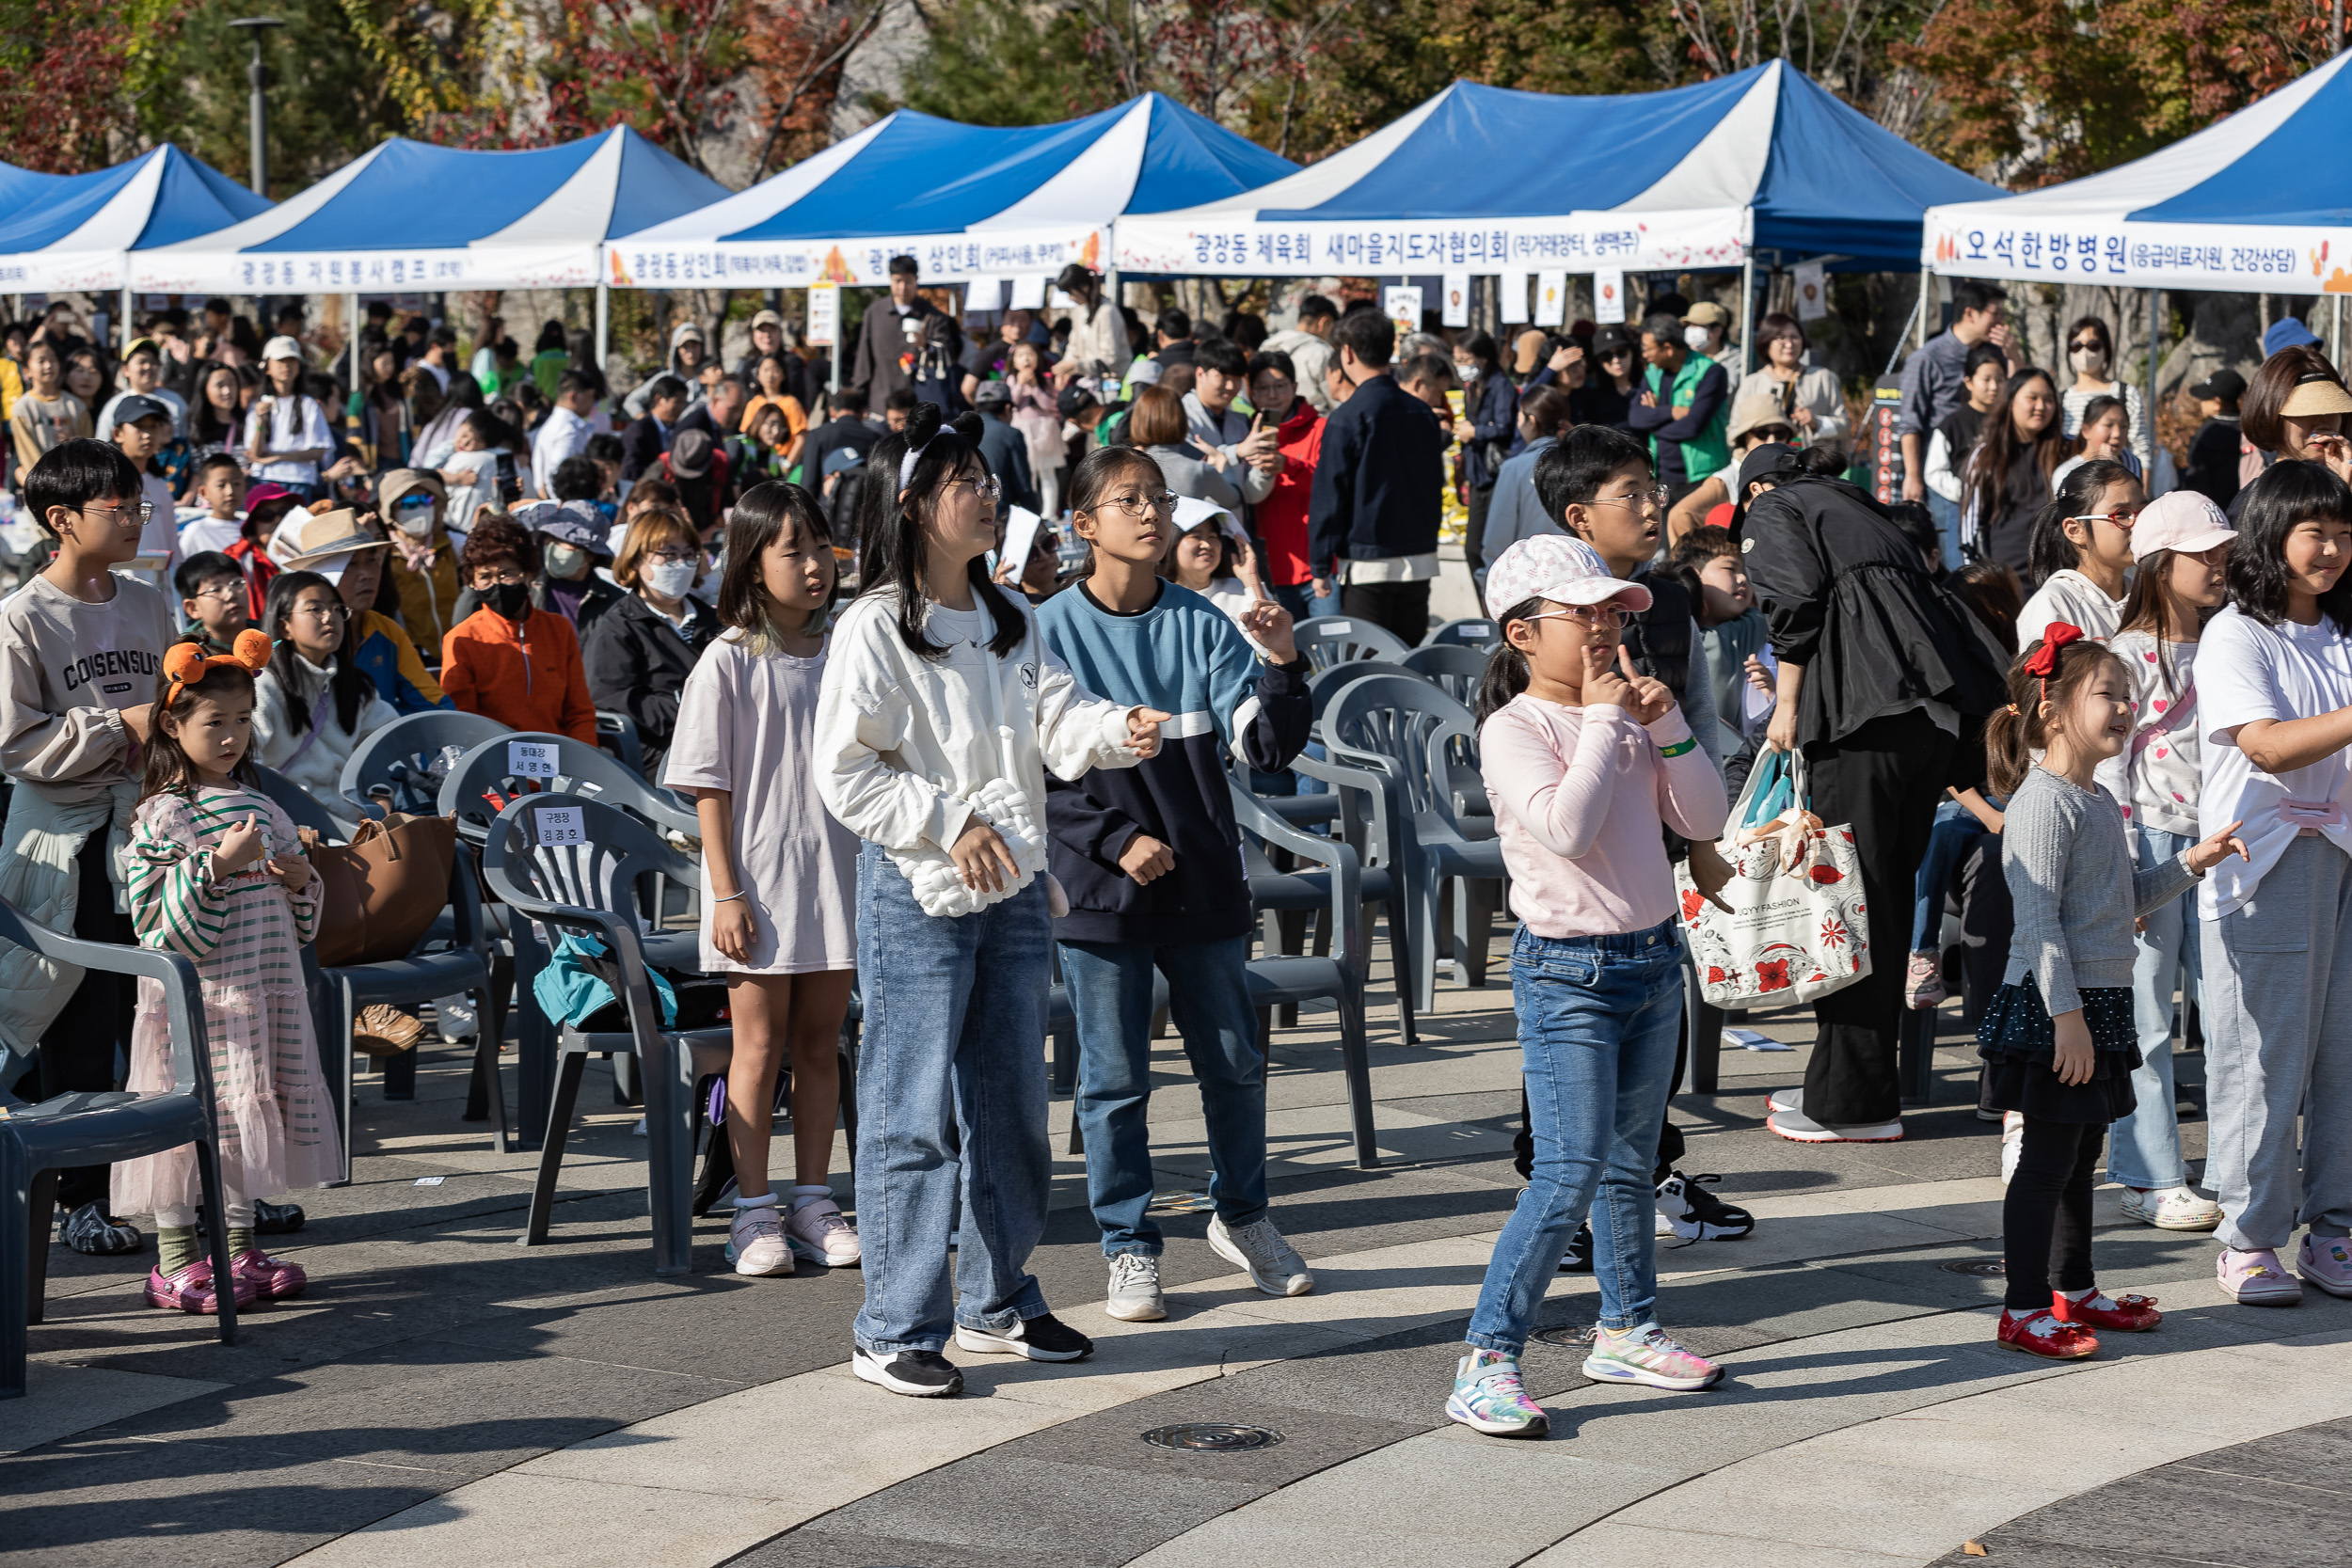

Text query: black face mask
(486, 580), (532, 620)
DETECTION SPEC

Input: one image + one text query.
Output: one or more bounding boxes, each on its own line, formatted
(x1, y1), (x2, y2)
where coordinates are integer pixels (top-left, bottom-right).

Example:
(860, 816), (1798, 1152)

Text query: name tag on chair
(532, 805), (585, 846)
(509, 740), (557, 779)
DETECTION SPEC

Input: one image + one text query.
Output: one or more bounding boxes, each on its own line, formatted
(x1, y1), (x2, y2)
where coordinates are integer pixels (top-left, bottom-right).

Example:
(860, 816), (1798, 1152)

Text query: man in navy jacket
(1307, 309), (1449, 645)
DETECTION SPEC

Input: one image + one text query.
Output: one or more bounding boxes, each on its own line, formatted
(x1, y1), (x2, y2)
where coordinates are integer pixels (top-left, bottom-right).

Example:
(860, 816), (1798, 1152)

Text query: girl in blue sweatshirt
(1038, 444), (1316, 1323)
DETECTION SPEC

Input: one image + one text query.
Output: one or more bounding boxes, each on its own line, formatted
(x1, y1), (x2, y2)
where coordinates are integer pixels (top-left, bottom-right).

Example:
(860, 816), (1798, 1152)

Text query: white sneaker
(783, 1196), (861, 1266)
(2000, 1112), (2025, 1187)
(2118, 1184), (2222, 1231)
(1207, 1212), (1315, 1297)
(725, 1199), (793, 1275)
(1105, 1252), (1167, 1321)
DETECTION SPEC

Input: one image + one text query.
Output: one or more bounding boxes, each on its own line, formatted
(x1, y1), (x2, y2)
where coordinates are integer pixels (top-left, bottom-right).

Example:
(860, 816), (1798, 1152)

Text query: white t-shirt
(177, 510), (244, 558)
(2197, 604), (2352, 917)
(2017, 567), (2128, 650)
(243, 394), (335, 488)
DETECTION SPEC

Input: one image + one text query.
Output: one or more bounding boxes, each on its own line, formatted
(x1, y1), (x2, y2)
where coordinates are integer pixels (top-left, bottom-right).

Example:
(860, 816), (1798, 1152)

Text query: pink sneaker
(2217, 1246), (2303, 1306)
(230, 1248), (308, 1300)
(785, 1196), (862, 1267)
(146, 1258), (261, 1315)
(2296, 1235), (2352, 1298)
(1904, 951), (1946, 1009)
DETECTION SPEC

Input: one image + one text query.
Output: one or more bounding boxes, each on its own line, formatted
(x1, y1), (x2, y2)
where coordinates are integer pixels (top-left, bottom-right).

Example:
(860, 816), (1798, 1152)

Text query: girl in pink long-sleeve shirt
(1446, 533), (1730, 1441)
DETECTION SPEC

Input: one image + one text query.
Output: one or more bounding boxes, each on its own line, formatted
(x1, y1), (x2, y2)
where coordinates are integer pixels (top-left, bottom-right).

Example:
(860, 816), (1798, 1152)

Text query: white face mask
(641, 560), (696, 599)
(392, 502), (436, 538)
(545, 543), (588, 579)
(1454, 361), (1478, 382)
(1683, 325), (1713, 353)
(2069, 346), (2107, 375)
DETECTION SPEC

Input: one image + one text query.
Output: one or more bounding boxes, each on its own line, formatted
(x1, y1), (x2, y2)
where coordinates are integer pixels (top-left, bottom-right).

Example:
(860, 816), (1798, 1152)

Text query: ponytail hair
(859, 402), (1025, 659)
(1983, 631), (2128, 796)
(1475, 596), (1544, 724)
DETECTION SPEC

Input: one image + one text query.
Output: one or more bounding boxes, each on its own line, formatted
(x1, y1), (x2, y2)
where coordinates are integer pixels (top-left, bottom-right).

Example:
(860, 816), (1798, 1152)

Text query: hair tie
(165, 628), (273, 707)
(2005, 703), (2020, 715)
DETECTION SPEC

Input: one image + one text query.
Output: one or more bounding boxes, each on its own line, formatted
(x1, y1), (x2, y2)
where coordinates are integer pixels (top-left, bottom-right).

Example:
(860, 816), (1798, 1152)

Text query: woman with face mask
(2059, 317), (2152, 469)
(373, 469), (464, 651)
(582, 506), (719, 781)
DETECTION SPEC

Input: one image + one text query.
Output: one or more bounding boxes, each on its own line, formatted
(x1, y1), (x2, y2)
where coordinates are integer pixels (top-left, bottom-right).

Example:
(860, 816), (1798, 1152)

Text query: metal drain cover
(1142, 1422), (1283, 1452)
(1534, 1324), (1596, 1347)
(1941, 1258), (2007, 1276)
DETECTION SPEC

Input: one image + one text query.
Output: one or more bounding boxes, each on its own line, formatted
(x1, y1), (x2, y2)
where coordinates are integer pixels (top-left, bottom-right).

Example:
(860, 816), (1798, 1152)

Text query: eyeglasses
(1526, 603), (1633, 629)
(191, 584), (244, 603)
(1592, 485), (1670, 514)
(80, 501), (153, 528)
(472, 568), (531, 588)
(644, 546), (698, 565)
(2069, 338), (2103, 352)
(945, 474), (1003, 505)
(293, 602), (349, 622)
(1100, 491), (1179, 517)
(2069, 505), (2147, 529)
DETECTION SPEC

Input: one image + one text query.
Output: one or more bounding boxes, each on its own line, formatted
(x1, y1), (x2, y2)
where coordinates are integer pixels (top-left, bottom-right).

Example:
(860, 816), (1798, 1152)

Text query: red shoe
(1997, 1307), (2099, 1359)
(146, 1258), (262, 1315)
(230, 1247), (309, 1300)
(2052, 1289), (2160, 1332)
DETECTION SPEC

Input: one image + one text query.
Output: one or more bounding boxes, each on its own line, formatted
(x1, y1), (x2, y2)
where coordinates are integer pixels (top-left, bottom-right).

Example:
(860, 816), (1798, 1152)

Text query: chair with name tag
(1292, 616), (1413, 675)
(1424, 617), (1502, 652)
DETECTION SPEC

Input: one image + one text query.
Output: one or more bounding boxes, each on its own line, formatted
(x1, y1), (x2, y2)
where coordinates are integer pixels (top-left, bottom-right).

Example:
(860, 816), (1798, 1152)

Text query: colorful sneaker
(1581, 1323), (1724, 1391)
(2118, 1185), (2222, 1231)
(230, 1248), (308, 1300)
(1445, 1349), (1549, 1437)
(62, 1201), (142, 1256)
(724, 1199), (794, 1276)
(1655, 1170), (1754, 1242)
(1768, 1106), (1902, 1144)
(2217, 1246), (2303, 1306)
(145, 1258), (260, 1315)
(2296, 1235), (2352, 1299)
(2000, 1112), (2025, 1187)
(1998, 1307), (2099, 1359)
(2052, 1288), (2160, 1332)
(1105, 1251), (1167, 1322)
(1207, 1212), (1315, 1297)
(1905, 950), (1946, 1009)
(784, 1197), (862, 1267)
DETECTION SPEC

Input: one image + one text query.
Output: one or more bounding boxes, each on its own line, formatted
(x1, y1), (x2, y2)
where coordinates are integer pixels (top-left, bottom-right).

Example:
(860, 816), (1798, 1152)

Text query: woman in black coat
(582, 506), (718, 781)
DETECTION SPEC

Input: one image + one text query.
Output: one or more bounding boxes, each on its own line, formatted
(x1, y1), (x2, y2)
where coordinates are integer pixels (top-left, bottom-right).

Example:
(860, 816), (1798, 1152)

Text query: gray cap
(972, 380), (1012, 408)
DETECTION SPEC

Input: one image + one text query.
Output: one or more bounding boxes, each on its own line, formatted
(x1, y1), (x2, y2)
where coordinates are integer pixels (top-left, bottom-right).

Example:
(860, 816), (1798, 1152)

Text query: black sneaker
(954, 1311), (1093, 1362)
(198, 1199), (306, 1236)
(851, 1344), (964, 1398)
(1655, 1170), (1755, 1243)
(60, 1201), (142, 1256)
(1559, 1219), (1594, 1274)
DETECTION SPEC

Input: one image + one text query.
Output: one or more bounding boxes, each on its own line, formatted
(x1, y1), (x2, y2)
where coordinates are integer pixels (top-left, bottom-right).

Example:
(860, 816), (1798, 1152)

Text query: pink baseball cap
(1484, 532), (1653, 621)
(2128, 489), (2234, 562)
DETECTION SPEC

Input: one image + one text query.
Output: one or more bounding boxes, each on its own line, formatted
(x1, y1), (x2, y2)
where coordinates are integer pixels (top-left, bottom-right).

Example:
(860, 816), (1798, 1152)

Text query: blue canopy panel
(610, 94), (1300, 288)
(1118, 60), (1996, 277)
(0, 145), (270, 291)
(132, 126), (726, 293)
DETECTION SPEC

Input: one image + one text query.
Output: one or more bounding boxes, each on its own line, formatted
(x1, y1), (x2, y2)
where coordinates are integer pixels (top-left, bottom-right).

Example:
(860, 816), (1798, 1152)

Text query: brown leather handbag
(301, 812), (457, 968)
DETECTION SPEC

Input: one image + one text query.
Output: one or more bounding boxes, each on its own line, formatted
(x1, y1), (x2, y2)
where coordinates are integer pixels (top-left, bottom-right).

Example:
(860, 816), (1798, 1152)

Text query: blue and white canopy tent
(130, 125), (725, 294)
(0, 144), (269, 293)
(609, 92), (1299, 290)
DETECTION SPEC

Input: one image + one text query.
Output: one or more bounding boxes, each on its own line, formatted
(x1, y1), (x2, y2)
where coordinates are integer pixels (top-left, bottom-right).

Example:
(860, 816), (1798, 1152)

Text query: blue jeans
(2110, 826), (2202, 1190)
(1060, 934), (1268, 1257)
(851, 844), (1055, 1354)
(1927, 490), (1963, 572)
(1912, 800), (1988, 951)
(1468, 919), (1683, 1354)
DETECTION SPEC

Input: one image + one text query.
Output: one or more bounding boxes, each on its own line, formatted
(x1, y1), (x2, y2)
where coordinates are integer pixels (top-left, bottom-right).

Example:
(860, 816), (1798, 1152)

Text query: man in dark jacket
(1742, 470), (2006, 1144)
(1307, 309), (1447, 645)
(849, 254), (957, 409)
(2182, 368), (2246, 513)
(798, 387), (880, 490)
(620, 374), (688, 483)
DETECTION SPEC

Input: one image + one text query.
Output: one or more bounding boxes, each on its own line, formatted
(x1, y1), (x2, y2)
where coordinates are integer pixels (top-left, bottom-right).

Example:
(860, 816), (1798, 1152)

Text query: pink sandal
(146, 1258), (261, 1314)
(230, 1248), (309, 1300)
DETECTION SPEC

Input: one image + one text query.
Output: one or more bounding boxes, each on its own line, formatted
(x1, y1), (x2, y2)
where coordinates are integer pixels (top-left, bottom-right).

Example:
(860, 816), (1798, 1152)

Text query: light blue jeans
(1060, 934), (1268, 1258)
(2109, 826), (2201, 1190)
(1467, 919), (1683, 1355)
(850, 844), (1056, 1354)
(1927, 491), (1963, 572)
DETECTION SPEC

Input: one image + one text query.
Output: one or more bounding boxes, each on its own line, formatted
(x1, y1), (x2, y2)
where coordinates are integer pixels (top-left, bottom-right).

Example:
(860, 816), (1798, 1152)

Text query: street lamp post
(227, 17), (283, 197)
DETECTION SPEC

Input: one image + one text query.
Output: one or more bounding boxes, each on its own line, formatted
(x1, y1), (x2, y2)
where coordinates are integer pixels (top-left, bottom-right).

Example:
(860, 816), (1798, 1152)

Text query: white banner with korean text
(1924, 209), (2352, 293)
(603, 227), (1106, 290)
(1114, 209), (1747, 277)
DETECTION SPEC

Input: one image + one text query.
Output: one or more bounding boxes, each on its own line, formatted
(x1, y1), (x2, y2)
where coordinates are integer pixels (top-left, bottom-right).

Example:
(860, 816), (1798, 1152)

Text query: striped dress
(111, 784), (336, 1215)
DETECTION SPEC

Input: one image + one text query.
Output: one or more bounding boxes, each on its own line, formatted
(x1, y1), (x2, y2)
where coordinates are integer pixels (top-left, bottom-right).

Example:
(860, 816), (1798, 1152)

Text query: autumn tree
(0, 0), (189, 172)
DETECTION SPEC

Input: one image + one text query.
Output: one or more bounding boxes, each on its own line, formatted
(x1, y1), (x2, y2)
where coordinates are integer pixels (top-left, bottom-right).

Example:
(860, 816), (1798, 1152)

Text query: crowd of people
(6, 262), (2347, 1435)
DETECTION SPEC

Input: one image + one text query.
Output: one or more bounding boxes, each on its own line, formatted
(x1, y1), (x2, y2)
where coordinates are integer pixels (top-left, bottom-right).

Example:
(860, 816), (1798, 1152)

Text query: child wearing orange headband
(112, 630), (334, 1315)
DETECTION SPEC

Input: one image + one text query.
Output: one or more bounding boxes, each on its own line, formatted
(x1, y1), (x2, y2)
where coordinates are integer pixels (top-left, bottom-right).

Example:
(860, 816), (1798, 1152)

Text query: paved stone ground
(7, 933), (2347, 1568)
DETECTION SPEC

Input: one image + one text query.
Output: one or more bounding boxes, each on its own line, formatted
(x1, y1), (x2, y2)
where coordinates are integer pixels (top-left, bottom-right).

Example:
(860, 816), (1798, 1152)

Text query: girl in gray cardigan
(1978, 622), (2244, 1361)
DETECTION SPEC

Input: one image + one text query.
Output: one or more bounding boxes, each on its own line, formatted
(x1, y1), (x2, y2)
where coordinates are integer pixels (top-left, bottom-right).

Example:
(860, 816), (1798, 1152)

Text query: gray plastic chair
(1323, 673), (1507, 1012)
(595, 710), (645, 778)
(1293, 615), (1412, 675)
(339, 709), (511, 821)
(1, 897), (234, 1397)
(1396, 646), (1495, 830)
(1424, 617), (1502, 651)
(256, 765), (361, 843)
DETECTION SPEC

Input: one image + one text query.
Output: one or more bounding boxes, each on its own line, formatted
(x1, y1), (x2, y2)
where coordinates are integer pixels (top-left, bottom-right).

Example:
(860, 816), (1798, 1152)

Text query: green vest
(1645, 354), (1731, 483)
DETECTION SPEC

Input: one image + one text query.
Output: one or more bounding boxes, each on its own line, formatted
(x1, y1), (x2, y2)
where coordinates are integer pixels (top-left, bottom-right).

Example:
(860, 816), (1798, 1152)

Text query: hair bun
(904, 401), (944, 448)
(231, 627), (274, 671)
(162, 642), (210, 686)
(948, 410), (984, 446)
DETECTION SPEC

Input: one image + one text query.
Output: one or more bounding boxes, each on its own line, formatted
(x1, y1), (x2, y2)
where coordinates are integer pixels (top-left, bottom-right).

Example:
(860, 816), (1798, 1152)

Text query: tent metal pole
(119, 285), (133, 355)
(595, 281), (610, 380)
(345, 291), (359, 442)
(1920, 265), (1933, 351)
(2145, 288), (2161, 469)
(1738, 255), (1755, 376)
(2335, 293), (2344, 367)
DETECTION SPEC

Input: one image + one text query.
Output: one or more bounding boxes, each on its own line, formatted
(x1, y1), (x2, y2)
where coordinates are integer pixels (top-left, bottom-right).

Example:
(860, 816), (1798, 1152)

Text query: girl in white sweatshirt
(814, 404), (1164, 1400)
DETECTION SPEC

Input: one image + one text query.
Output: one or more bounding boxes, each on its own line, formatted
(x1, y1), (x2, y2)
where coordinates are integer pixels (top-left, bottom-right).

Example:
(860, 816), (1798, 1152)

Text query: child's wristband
(1656, 736), (1697, 758)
